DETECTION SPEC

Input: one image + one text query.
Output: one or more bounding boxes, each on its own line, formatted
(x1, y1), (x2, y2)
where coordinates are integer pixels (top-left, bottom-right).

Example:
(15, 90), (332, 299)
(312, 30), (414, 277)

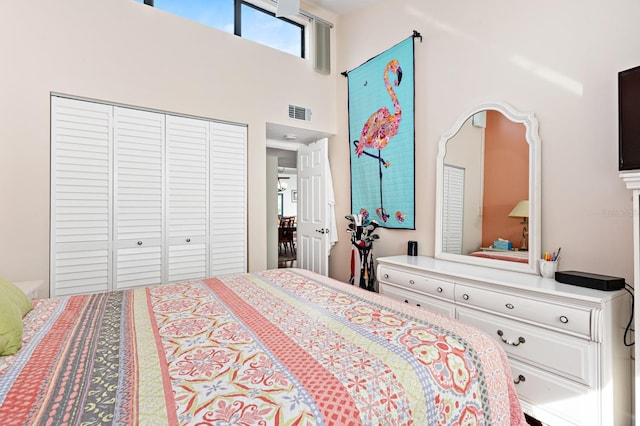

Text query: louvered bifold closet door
(166, 115), (209, 282)
(442, 164), (465, 254)
(113, 107), (165, 289)
(209, 122), (247, 274)
(50, 97), (113, 296)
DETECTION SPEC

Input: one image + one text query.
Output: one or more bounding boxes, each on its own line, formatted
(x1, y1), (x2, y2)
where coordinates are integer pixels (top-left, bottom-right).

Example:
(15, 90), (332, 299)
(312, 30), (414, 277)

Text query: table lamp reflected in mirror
(508, 200), (529, 251)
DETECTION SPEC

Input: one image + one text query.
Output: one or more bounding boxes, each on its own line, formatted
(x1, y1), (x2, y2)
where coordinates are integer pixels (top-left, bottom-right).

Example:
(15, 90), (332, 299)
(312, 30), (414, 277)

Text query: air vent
(288, 104), (312, 122)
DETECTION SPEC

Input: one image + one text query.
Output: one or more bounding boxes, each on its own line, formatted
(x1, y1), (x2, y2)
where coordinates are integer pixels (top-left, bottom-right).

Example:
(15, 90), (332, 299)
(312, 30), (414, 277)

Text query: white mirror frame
(435, 101), (541, 274)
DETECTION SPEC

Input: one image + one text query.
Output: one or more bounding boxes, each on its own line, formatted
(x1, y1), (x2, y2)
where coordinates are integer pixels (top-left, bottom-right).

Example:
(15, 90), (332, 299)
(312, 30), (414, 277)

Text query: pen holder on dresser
(539, 260), (558, 279)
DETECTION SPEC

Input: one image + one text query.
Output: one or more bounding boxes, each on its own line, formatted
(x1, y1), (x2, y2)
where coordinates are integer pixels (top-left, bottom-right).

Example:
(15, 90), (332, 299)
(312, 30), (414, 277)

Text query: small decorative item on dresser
(493, 238), (513, 251)
(539, 248), (560, 278)
(539, 259), (557, 279)
(407, 240), (418, 256)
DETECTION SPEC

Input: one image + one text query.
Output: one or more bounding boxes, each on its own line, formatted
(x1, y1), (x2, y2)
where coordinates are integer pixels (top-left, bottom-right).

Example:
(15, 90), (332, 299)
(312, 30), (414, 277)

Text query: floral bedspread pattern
(0, 269), (525, 425)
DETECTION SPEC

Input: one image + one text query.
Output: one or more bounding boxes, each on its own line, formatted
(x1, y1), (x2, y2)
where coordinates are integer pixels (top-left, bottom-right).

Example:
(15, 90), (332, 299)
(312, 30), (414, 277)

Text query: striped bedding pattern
(0, 269), (525, 425)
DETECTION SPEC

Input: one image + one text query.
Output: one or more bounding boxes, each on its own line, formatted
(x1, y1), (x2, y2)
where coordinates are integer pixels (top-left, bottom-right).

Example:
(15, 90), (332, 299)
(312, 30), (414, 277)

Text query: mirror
(435, 102), (541, 274)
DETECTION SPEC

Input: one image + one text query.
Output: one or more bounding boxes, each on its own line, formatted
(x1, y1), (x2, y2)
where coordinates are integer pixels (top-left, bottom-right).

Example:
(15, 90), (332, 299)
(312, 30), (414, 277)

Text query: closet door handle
(497, 330), (525, 346)
(514, 374), (526, 384)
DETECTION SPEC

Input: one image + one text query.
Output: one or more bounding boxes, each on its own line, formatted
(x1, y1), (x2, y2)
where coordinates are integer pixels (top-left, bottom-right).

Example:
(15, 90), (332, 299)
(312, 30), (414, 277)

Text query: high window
(136, 0), (305, 58)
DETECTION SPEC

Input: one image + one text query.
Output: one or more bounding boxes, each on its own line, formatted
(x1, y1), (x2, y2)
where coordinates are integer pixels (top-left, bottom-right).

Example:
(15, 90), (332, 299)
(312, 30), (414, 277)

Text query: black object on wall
(619, 64), (640, 171)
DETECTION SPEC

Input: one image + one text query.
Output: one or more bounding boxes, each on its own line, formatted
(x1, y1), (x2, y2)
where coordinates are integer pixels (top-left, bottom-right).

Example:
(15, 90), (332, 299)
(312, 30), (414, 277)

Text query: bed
(0, 269), (525, 425)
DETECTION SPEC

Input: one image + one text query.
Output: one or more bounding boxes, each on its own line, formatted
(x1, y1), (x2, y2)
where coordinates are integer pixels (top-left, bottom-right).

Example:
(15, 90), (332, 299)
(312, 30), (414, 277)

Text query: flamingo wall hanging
(345, 34), (419, 229)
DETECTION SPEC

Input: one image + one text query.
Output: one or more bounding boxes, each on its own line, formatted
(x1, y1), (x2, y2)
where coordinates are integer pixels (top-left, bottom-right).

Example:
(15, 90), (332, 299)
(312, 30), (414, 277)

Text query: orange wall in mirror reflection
(482, 111), (529, 249)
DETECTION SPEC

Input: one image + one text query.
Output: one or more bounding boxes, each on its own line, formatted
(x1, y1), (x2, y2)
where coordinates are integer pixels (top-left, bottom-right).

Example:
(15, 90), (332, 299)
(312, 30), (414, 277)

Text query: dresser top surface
(377, 255), (625, 303)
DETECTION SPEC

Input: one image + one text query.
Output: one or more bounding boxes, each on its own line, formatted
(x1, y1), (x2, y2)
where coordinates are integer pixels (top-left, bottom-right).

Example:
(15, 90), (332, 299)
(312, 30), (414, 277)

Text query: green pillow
(0, 302), (23, 356)
(0, 277), (34, 356)
(0, 277), (33, 317)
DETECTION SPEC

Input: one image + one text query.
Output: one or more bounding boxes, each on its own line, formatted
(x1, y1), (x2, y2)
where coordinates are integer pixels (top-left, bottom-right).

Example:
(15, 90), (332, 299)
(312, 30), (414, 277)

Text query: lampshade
(508, 200), (529, 218)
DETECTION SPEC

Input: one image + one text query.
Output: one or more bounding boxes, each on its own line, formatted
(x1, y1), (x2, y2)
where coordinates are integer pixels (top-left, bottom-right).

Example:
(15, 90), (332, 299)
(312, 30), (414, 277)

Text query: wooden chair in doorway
(278, 216), (296, 256)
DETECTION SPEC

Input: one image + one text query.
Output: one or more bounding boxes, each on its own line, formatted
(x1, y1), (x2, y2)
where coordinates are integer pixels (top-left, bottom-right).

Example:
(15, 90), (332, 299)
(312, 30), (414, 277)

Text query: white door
(297, 139), (328, 275)
(166, 115), (209, 282)
(113, 107), (165, 290)
(209, 122), (247, 275)
(50, 97), (113, 296)
(442, 164), (464, 254)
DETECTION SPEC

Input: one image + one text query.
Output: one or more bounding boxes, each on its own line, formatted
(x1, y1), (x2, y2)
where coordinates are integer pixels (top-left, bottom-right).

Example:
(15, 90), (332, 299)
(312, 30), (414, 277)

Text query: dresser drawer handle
(404, 299), (409, 304)
(437, 287), (443, 293)
(384, 274), (389, 279)
(513, 374), (526, 385)
(505, 303), (515, 309)
(559, 315), (569, 324)
(137, 241), (143, 246)
(409, 279), (415, 285)
(186, 237), (191, 243)
(462, 293), (469, 300)
(497, 330), (526, 346)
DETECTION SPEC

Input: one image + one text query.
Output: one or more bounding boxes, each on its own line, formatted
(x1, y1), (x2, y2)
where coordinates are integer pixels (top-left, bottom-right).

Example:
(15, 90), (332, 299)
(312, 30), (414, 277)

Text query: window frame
(142, 0), (306, 59)
(236, 1), (306, 59)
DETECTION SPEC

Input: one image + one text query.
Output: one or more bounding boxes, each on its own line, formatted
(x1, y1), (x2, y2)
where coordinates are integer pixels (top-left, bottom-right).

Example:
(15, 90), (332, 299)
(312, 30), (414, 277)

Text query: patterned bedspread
(0, 269), (525, 425)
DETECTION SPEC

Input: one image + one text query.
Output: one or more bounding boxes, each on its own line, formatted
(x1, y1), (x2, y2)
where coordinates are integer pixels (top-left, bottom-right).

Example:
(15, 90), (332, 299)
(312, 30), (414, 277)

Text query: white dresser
(377, 255), (632, 426)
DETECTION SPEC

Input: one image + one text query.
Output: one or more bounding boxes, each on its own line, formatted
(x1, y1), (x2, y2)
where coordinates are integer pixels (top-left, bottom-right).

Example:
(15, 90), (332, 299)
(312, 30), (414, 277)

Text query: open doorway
(266, 122), (332, 274)
(267, 143), (299, 269)
(277, 166), (297, 268)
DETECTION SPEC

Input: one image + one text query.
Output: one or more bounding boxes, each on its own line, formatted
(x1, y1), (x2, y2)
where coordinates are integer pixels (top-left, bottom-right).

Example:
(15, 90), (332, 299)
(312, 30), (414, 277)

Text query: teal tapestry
(348, 36), (415, 229)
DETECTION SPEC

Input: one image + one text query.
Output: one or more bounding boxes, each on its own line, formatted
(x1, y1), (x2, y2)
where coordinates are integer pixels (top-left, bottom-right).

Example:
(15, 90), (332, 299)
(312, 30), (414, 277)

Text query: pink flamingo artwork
(353, 59), (402, 222)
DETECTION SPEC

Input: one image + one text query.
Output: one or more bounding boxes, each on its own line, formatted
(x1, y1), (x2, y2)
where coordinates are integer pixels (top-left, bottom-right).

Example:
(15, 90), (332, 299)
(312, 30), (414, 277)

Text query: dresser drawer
(378, 265), (455, 302)
(380, 283), (455, 317)
(458, 307), (594, 385)
(455, 283), (592, 338)
(510, 358), (597, 426)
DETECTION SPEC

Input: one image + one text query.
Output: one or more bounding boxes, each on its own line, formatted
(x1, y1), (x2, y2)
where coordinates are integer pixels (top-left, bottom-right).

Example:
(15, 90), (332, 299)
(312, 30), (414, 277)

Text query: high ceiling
(268, 0), (385, 169)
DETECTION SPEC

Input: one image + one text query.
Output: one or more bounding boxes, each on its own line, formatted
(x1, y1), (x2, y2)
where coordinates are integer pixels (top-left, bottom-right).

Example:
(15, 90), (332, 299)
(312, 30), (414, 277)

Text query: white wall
(0, 0), (337, 296)
(267, 154), (279, 270)
(280, 172), (298, 217)
(329, 0), (640, 287)
(3, 0), (640, 295)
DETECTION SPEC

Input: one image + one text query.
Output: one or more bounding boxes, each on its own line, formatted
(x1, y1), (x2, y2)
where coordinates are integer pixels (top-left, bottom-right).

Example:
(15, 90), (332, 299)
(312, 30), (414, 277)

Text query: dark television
(619, 65), (640, 170)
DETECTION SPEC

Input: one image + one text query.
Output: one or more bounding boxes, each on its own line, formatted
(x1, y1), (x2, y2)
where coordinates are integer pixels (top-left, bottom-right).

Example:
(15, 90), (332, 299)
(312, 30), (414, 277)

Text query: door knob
(514, 374), (526, 384)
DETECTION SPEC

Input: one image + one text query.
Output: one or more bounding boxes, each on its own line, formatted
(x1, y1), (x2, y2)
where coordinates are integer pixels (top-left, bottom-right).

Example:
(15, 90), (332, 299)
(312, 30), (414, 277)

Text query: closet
(50, 96), (246, 296)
